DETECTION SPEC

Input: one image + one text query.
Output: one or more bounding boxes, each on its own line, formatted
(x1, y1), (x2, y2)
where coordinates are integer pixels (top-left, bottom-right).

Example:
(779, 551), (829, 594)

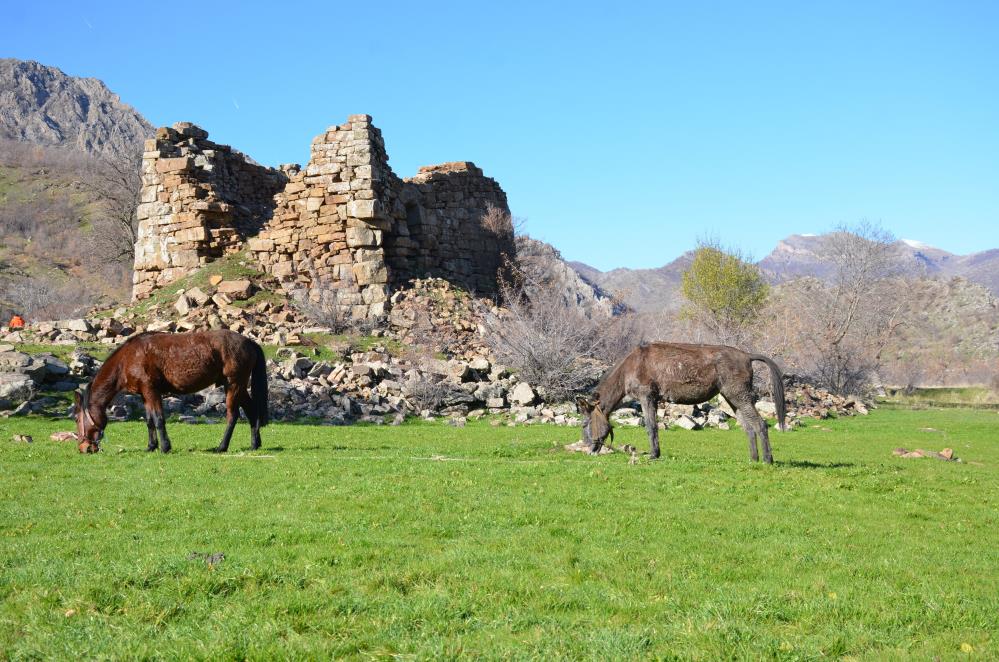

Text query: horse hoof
(212, 447), (227, 454)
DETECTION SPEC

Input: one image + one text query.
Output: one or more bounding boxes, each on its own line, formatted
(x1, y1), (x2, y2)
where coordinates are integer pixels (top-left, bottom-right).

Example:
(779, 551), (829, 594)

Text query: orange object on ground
(8, 315), (25, 330)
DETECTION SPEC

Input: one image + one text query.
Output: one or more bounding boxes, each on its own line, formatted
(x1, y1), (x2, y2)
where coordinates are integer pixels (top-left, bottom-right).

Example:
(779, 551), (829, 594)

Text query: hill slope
(0, 58), (152, 159)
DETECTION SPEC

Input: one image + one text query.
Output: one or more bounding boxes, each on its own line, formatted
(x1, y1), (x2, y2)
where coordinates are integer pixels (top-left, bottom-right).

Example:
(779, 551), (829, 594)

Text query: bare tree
(84, 148), (143, 263)
(772, 222), (909, 394)
(481, 252), (642, 402)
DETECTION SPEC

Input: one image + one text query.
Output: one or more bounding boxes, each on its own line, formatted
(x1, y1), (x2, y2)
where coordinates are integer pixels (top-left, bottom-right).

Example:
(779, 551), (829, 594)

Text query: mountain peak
(0, 58), (153, 159)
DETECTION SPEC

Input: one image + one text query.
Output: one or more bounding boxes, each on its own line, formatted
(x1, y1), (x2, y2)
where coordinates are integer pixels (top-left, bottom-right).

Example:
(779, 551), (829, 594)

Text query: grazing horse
(577, 342), (786, 463)
(74, 330), (269, 453)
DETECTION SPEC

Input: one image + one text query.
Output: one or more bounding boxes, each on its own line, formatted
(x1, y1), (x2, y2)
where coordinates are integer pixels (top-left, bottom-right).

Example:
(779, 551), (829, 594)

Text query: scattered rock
(565, 439), (614, 455)
(216, 280), (254, 300)
(11, 434), (32, 443)
(51, 431), (79, 441)
(510, 382), (537, 406)
(892, 447), (960, 461)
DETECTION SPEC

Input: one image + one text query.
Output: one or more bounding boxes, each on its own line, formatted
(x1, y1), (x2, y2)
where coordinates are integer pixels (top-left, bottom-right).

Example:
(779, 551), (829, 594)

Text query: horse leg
(144, 391), (171, 453)
(145, 411), (158, 452)
(215, 386), (240, 453)
(724, 389), (760, 462)
(641, 393), (661, 459)
(737, 402), (772, 464)
(757, 418), (774, 464)
(238, 388), (262, 450)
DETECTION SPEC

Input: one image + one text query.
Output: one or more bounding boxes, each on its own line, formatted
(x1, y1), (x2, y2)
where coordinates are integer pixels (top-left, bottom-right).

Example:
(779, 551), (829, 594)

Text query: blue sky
(4, 1), (998, 270)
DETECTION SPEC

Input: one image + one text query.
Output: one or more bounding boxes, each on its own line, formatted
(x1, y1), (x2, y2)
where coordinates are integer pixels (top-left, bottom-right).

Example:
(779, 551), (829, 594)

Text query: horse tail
(250, 341), (269, 427)
(751, 354), (786, 431)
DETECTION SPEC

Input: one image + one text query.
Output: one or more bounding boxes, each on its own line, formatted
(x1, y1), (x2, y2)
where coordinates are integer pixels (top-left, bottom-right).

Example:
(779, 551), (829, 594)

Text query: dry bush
(288, 259), (385, 335)
(764, 222), (910, 395)
(481, 253), (643, 402)
(1, 274), (95, 321)
(402, 363), (464, 414)
(480, 204), (523, 240)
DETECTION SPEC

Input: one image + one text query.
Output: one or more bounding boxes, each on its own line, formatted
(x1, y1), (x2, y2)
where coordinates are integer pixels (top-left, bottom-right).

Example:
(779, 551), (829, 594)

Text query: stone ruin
(133, 115), (514, 318)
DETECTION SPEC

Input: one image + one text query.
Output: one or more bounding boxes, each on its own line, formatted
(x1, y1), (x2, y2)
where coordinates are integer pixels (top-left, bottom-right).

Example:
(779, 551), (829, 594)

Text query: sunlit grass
(1, 409), (997, 659)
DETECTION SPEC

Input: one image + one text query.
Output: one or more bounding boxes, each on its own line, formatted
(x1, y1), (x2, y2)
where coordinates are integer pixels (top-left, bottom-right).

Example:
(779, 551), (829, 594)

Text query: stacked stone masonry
(133, 115), (513, 319)
(132, 122), (289, 299)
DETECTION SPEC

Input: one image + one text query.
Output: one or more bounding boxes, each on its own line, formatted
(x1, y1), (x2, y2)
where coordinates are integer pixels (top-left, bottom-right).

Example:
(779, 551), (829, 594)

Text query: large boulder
(0, 351), (48, 381)
(509, 382), (537, 406)
(0, 373), (34, 409)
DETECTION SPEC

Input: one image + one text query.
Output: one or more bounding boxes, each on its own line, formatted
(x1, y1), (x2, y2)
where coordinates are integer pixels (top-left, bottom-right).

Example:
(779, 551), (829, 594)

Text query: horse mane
(87, 331), (160, 399)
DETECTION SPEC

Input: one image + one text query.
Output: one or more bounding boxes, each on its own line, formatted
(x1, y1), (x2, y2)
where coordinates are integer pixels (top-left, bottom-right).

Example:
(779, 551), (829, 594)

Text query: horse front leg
(145, 392), (172, 454)
(641, 394), (661, 460)
(215, 386), (240, 453)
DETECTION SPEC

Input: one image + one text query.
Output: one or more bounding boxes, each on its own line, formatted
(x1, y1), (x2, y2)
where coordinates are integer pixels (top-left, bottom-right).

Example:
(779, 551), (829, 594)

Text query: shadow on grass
(195, 444), (397, 454)
(777, 459), (855, 469)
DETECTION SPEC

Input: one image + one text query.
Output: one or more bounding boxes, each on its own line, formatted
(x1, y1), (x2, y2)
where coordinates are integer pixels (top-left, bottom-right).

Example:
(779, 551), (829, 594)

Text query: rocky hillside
(516, 236), (621, 315)
(759, 234), (999, 294)
(568, 252), (694, 313)
(0, 59), (152, 159)
(572, 234), (999, 313)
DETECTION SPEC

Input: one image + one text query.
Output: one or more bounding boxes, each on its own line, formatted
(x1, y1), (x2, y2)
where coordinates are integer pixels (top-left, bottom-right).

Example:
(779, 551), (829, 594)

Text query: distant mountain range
(0, 59), (152, 158)
(571, 234), (999, 313)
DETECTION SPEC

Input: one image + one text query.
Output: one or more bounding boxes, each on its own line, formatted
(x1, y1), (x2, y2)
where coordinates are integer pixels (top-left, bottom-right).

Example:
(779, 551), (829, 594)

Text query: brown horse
(74, 330), (269, 453)
(577, 342), (786, 463)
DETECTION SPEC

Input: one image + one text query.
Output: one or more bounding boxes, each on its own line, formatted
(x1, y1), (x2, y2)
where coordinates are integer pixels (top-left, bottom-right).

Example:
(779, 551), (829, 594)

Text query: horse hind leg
(215, 386), (240, 453)
(724, 389), (762, 463)
(640, 393), (661, 460)
(238, 387), (261, 451)
(145, 412), (158, 452)
(737, 403), (773, 464)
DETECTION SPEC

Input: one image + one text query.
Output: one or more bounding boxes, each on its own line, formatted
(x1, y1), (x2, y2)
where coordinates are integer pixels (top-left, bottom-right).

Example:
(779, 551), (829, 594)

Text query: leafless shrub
(2, 274), (95, 321)
(767, 222), (910, 395)
(480, 204), (524, 240)
(288, 259), (386, 335)
(481, 253), (643, 402)
(403, 366), (464, 414)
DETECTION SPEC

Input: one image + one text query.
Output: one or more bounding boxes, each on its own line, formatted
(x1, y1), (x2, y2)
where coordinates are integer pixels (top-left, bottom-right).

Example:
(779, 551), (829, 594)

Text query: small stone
(674, 414), (700, 430)
(216, 280), (254, 300)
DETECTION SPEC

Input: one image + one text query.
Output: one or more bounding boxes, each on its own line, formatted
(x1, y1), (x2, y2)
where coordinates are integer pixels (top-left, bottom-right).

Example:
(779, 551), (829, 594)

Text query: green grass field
(2, 410), (997, 660)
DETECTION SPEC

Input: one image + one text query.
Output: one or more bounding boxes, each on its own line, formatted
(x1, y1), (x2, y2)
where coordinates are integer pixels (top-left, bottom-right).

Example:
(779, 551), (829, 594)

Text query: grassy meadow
(1, 409), (997, 659)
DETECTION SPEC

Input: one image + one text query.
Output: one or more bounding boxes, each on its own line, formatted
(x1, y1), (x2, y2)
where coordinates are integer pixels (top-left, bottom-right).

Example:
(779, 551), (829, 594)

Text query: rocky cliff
(0, 59), (152, 158)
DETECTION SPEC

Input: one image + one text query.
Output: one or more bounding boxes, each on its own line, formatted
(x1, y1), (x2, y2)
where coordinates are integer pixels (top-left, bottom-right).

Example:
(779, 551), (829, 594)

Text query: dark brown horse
(577, 342), (786, 463)
(74, 330), (268, 453)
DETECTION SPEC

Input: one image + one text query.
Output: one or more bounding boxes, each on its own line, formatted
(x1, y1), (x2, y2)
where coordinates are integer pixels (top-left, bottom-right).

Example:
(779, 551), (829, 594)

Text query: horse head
(73, 387), (104, 453)
(576, 396), (613, 454)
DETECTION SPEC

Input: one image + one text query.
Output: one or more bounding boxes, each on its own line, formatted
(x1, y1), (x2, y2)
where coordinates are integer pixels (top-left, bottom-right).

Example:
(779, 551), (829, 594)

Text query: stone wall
(132, 122), (287, 299)
(133, 115), (513, 319)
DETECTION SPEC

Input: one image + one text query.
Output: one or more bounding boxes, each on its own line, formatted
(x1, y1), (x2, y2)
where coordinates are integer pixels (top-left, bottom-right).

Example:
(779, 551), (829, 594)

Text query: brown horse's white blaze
(577, 342), (787, 463)
(73, 330), (269, 454)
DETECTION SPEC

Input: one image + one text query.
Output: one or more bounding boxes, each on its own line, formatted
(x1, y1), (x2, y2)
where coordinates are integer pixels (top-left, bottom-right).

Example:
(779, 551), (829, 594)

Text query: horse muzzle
(78, 440), (101, 454)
